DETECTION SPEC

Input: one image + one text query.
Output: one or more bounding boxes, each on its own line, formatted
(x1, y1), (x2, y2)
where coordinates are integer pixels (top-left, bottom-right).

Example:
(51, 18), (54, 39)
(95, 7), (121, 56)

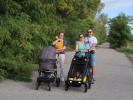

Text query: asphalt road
(0, 43), (133, 100)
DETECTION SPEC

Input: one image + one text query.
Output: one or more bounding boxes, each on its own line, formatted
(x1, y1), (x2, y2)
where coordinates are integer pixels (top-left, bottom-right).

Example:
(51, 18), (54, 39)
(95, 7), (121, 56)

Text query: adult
(75, 33), (87, 77)
(85, 29), (97, 83)
(75, 33), (87, 57)
(52, 32), (66, 82)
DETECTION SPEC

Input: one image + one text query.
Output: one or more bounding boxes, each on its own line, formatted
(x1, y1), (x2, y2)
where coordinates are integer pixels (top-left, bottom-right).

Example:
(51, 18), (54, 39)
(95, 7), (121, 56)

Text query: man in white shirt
(85, 29), (97, 83)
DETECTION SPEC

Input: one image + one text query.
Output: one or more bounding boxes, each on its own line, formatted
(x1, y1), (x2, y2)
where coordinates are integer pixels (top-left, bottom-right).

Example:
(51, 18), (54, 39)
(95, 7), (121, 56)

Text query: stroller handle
(75, 50), (89, 54)
(74, 50), (89, 58)
(76, 50), (95, 54)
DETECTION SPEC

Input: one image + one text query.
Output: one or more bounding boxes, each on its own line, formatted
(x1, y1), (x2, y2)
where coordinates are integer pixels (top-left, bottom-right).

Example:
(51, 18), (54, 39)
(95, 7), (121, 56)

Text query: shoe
(91, 79), (94, 84)
(92, 76), (96, 82)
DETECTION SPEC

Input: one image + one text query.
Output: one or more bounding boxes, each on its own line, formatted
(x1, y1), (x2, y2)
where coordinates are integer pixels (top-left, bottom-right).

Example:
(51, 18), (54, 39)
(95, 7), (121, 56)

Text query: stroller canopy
(39, 46), (56, 62)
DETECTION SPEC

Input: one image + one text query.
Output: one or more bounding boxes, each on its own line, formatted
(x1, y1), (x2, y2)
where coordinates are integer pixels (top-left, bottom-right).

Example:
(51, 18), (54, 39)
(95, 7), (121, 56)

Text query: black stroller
(65, 51), (92, 92)
(35, 46), (60, 91)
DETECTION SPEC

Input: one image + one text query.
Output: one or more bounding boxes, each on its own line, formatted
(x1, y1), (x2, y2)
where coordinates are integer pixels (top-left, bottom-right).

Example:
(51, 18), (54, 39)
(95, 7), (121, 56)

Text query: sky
(101, 0), (133, 18)
(101, 0), (133, 34)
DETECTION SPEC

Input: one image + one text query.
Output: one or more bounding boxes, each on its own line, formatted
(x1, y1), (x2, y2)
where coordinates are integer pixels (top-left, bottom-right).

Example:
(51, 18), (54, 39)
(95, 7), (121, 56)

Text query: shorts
(87, 53), (96, 67)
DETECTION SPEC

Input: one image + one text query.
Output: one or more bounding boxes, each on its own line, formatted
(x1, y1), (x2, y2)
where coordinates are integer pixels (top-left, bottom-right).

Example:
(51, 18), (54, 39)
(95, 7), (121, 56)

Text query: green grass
(117, 41), (133, 54)
(117, 48), (133, 54)
(117, 41), (133, 64)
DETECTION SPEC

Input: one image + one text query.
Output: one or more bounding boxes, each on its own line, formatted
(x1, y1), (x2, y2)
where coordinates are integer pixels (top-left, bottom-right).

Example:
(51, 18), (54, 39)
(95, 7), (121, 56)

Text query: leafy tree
(94, 13), (108, 44)
(108, 13), (131, 48)
(0, 0), (104, 81)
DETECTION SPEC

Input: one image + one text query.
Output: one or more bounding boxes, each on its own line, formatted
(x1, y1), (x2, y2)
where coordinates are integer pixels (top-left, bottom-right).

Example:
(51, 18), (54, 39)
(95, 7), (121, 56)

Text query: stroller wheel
(84, 83), (88, 93)
(88, 81), (91, 89)
(48, 83), (51, 91)
(56, 77), (60, 87)
(65, 81), (69, 91)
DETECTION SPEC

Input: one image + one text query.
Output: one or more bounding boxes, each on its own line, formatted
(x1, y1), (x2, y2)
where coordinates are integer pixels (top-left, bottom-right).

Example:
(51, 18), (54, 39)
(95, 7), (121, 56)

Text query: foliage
(117, 48), (133, 54)
(94, 14), (108, 44)
(0, 58), (35, 81)
(0, 0), (105, 81)
(108, 13), (131, 48)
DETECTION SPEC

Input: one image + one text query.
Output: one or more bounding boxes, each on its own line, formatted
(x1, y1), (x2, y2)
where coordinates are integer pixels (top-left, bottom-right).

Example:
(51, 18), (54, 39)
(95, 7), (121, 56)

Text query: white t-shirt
(85, 36), (97, 49)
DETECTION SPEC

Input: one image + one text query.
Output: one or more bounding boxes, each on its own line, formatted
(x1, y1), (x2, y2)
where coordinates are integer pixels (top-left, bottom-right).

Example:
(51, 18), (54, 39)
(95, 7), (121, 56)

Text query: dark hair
(58, 32), (64, 36)
(87, 28), (93, 32)
(79, 33), (84, 38)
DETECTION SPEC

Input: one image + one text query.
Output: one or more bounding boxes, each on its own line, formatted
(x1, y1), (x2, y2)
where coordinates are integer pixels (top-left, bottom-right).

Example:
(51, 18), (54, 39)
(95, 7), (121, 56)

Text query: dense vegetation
(108, 13), (133, 64)
(0, 0), (107, 81)
(108, 14), (132, 48)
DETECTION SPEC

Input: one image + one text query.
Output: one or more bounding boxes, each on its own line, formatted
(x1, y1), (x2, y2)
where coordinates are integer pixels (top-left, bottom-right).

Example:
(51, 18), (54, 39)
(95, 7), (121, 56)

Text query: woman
(75, 33), (87, 57)
(52, 32), (66, 82)
(74, 33), (87, 77)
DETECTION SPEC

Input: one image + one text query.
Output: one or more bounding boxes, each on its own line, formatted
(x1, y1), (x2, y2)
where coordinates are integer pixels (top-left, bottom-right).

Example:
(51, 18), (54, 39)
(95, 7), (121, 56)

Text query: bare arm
(75, 41), (78, 51)
(52, 39), (60, 45)
(89, 43), (96, 51)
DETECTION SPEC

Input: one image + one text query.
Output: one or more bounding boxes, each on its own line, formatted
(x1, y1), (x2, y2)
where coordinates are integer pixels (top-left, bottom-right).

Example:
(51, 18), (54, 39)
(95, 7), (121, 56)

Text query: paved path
(0, 43), (133, 100)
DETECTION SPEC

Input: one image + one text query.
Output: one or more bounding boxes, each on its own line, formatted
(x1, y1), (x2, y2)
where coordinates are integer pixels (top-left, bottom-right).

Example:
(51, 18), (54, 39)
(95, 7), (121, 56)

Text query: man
(52, 32), (66, 82)
(85, 29), (97, 83)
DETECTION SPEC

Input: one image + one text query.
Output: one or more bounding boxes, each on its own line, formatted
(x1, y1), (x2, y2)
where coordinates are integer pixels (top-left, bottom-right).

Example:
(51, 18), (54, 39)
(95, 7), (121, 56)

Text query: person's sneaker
(91, 77), (96, 82)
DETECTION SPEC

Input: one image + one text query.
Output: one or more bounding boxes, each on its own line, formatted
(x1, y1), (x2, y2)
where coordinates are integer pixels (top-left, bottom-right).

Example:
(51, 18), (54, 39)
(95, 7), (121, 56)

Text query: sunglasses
(60, 35), (64, 37)
(88, 31), (92, 33)
(79, 36), (83, 38)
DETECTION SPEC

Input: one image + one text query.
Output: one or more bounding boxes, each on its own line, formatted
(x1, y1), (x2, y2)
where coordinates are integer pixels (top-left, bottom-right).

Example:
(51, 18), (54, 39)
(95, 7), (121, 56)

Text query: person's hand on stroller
(75, 50), (81, 53)
(87, 49), (95, 54)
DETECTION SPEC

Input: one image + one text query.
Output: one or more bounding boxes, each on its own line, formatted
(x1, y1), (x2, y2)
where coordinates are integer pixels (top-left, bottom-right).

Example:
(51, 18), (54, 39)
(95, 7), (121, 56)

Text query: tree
(0, 0), (103, 81)
(108, 13), (131, 48)
(94, 13), (108, 44)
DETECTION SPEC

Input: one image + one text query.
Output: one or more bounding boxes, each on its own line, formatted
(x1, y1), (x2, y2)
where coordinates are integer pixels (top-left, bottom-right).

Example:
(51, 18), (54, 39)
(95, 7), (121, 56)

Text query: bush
(0, 68), (7, 81)
(0, 0), (103, 81)
(0, 58), (36, 81)
(117, 48), (133, 54)
(108, 14), (131, 48)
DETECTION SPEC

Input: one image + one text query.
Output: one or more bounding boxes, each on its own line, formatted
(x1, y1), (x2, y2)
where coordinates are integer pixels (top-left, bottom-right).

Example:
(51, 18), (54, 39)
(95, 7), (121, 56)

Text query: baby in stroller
(73, 52), (86, 78)
(35, 46), (60, 91)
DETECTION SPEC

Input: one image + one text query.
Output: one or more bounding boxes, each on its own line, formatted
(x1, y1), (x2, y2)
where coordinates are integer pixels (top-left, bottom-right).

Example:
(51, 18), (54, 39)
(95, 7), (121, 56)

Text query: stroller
(65, 51), (92, 92)
(35, 46), (60, 91)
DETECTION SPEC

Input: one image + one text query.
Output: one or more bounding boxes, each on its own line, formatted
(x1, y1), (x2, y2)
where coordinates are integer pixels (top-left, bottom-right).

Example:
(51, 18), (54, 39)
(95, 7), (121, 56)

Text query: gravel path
(0, 43), (133, 100)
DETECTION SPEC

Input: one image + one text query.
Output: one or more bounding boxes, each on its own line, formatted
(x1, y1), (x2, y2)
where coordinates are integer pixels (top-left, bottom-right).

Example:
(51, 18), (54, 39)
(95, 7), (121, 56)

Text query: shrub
(108, 13), (131, 48)
(0, 58), (36, 81)
(0, 0), (104, 81)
